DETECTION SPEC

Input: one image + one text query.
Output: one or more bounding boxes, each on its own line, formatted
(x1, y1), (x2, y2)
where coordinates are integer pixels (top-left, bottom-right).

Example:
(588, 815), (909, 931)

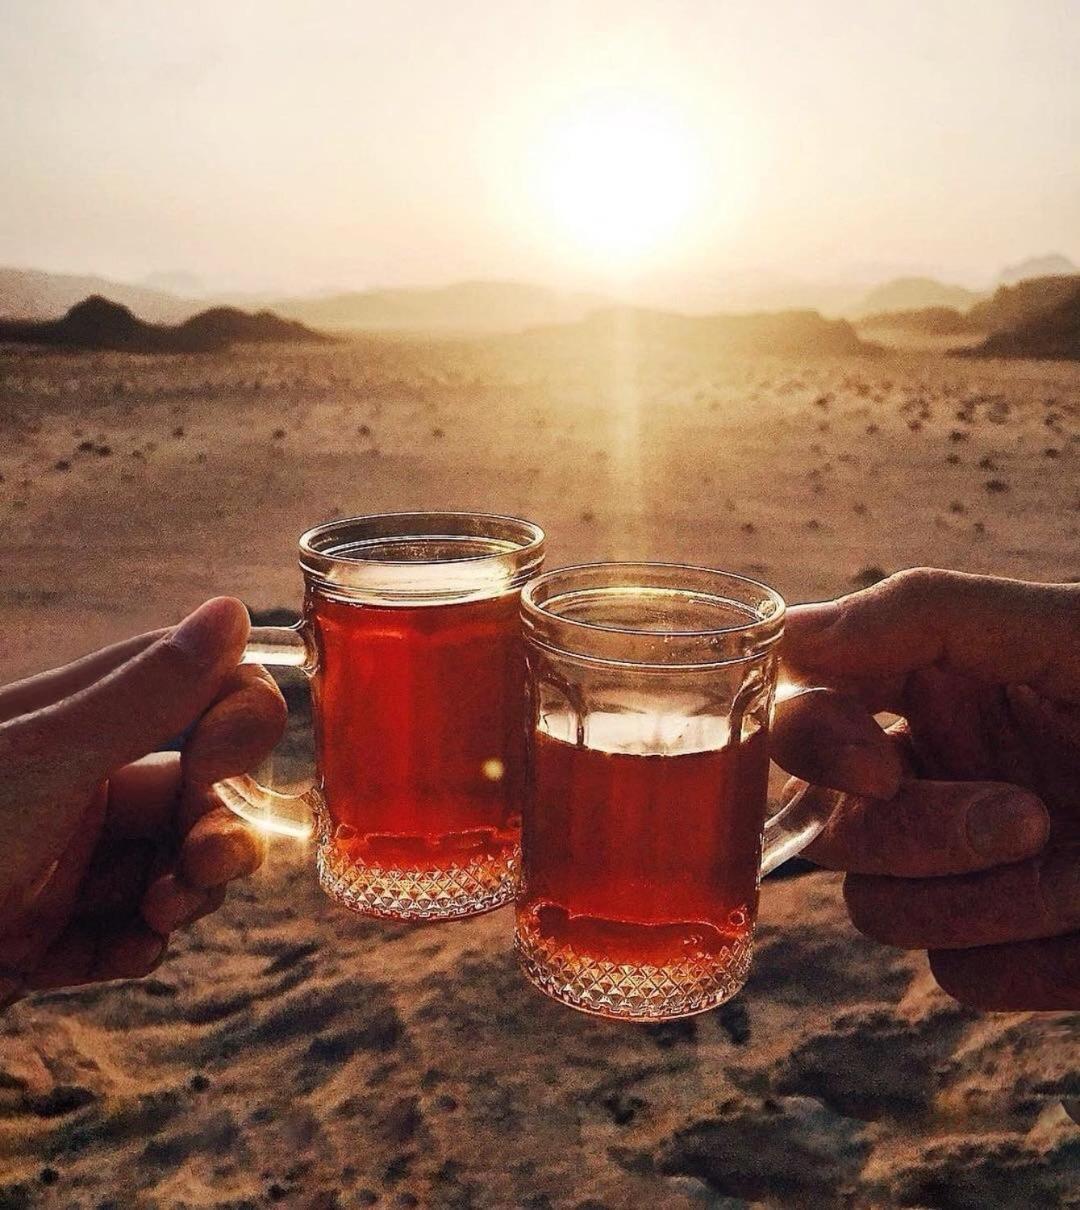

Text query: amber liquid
(517, 724), (770, 1018)
(309, 590), (525, 918)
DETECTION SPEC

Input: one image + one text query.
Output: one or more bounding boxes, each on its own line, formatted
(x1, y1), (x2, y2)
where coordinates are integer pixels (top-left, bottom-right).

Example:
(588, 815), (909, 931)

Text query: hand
(772, 569), (1078, 1011)
(0, 598), (285, 1005)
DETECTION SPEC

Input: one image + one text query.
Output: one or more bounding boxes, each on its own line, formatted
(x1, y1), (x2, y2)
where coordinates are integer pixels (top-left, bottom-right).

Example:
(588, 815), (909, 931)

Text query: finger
(771, 688), (903, 799)
(188, 884), (227, 924)
(140, 872), (219, 935)
(785, 569), (1080, 704)
(806, 780), (1049, 876)
(4, 598), (250, 786)
(181, 664), (287, 786)
(24, 921), (98, 988)
(178, 805), (267, 889)
(929, 934), (1080, 1011)
(93, 923), (168, 981)
(1005, 684), (1080, 815)
(76, 837), (162, 918)
(106, 752), (182, 838)
(844, 845), (1079, 948)
(27, 920), (166, 989)
(0, 629), (167, 724)
(1, 968), (25, 1010)
(0, 785), (109, 957)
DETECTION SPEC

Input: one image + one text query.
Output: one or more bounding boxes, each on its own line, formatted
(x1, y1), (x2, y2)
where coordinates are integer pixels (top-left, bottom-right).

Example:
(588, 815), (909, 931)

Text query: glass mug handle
(215, 622), (321, 840)
(759, 778), (826, 876)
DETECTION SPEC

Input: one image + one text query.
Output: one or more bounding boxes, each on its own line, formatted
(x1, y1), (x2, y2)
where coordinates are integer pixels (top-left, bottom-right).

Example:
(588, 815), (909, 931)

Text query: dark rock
(376, 1096), (422, 1146)
(851, 565), (888, 588)
(382, 1153), (414, 1185)
(26, 1084), (96, 1117)
(602, 1092), (647, 1126)
(717, 1001), (751, 1046)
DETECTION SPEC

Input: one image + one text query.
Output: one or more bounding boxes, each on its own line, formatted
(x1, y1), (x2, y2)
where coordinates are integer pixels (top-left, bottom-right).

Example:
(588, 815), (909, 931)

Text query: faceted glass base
(514, 911), (754, 1021)
(316, 839), (519, 921)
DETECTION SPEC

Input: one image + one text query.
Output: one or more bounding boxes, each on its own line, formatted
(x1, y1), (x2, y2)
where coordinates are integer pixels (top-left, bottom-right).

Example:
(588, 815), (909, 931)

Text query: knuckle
(882, 566), (950, 608)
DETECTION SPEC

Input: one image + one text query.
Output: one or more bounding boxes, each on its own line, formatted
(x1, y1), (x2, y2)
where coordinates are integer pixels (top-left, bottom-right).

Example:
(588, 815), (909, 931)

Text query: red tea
(308, 589), (525, 916)
(517, 723), (770, 1015)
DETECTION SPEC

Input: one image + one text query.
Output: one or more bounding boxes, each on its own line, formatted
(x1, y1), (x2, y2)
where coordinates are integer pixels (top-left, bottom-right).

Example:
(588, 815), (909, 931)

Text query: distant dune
(962, 282), (1080, 360)
(7, 263), (1080, 343)
(272, 280), (608, 333)
(858, 306), (981, 335)
(0, 295), (331, 353)
(0, 267), (195, 324)
(526, 305), (877, 356)
(850, 277), (984, 318)
(0, 269), (606, 334)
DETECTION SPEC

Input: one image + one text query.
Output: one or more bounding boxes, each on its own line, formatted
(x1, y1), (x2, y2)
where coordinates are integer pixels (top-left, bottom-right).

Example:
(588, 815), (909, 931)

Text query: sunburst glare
(534, 96), (701, 274)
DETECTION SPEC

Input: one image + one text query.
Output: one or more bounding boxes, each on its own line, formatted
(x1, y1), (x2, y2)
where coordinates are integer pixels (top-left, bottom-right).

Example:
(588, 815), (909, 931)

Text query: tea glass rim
(298, 510), (546, 604)
(520, 561), (786, 668)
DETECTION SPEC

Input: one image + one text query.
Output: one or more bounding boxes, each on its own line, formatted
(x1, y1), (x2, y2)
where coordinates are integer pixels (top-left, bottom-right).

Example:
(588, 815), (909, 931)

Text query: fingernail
(169, 598), (243, 664)
(967, 790), (1049, 859)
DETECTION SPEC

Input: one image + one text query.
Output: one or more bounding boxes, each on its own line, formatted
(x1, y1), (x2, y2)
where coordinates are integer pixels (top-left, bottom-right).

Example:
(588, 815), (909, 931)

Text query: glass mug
(515, 563), (829, 1021)
(219, 511), (546, 920)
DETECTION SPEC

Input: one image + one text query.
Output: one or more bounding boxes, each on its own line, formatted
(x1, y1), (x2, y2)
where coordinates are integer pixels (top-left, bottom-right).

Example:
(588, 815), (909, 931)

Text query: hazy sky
(2, 0), (1077, 293)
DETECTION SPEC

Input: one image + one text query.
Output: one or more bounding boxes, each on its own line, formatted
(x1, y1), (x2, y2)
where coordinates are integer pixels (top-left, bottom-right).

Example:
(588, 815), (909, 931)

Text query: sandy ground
(0, 336), (1077, 1207)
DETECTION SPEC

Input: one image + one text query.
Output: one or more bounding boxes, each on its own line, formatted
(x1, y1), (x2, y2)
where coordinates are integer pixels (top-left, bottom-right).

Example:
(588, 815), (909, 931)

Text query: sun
(534, 97), (701, 274)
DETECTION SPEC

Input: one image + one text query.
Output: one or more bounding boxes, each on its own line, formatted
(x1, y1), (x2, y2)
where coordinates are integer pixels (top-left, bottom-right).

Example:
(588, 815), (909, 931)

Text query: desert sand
(0, 334), (1077, 1207)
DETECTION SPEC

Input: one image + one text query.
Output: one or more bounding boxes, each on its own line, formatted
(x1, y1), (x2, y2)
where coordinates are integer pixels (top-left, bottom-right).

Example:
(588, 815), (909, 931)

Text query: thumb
(785, 569), (1080, 704)
(13, 598), (250, 781)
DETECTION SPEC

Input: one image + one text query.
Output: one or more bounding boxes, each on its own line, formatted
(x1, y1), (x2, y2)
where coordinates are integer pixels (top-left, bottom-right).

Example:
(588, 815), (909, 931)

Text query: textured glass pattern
(515, 911), (753, 1021)
(317, 835), (519, 920)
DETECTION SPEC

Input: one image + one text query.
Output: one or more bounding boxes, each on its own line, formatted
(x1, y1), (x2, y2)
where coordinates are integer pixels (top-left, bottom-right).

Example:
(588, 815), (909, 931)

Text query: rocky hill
(0, 296), (330, 353)
(963, 285), (1080, 359)
(968, 274), (1080, 333)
